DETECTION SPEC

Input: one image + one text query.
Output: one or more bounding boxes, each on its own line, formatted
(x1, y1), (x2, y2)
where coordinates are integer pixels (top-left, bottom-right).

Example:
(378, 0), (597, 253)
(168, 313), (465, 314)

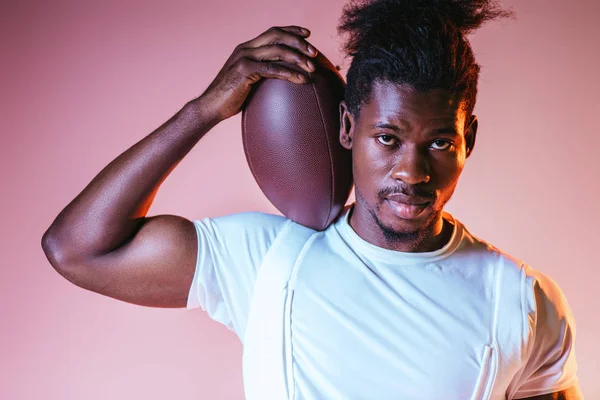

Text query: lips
(386, 193), (432, 206)
(385, 194), (432, 219)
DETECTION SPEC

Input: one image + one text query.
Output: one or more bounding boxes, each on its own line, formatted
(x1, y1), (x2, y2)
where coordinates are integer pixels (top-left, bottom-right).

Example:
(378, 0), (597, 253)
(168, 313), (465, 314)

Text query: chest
(288, 245), (498, 399)
(241, 233), (517, 400)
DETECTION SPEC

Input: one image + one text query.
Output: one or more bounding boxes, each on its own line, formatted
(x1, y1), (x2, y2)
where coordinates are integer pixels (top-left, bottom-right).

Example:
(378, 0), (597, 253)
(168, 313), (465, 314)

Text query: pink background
(2, 0), (599, 398)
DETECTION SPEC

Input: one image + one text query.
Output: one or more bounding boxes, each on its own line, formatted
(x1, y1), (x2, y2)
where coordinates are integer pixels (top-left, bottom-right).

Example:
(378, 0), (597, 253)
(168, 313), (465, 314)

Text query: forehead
(360, 81), (465, 127)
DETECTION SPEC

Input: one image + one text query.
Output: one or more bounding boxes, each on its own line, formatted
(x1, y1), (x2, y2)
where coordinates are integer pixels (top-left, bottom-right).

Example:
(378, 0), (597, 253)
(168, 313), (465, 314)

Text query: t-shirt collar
(333, 203), (463, 265)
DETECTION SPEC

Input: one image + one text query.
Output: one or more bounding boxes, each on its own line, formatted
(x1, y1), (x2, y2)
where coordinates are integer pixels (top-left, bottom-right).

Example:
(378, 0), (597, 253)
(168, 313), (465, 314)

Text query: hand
(198, 25), (318, 122)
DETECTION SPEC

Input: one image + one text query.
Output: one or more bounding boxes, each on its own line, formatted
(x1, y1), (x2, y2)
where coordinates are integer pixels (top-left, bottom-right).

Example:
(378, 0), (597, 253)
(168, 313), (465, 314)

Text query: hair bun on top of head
(338, 0), (513, 55)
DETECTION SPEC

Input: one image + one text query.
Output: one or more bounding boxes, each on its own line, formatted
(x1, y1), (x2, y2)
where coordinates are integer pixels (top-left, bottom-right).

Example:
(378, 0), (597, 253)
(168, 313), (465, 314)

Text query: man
(41, 0), (581, 398)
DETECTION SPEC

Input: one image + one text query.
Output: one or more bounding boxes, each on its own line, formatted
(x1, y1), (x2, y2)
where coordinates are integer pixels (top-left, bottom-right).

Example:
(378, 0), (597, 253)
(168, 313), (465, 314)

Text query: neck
(348, 203), (453, 253)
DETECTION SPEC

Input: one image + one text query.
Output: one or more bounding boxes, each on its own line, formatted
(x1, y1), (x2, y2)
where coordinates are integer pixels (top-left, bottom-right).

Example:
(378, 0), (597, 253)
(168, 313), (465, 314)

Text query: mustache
(379, 185), (436, 200)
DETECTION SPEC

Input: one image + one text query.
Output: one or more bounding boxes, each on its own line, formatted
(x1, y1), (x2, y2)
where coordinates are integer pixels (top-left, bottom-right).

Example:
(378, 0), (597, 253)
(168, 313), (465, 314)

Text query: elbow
(42, 228), (61, 264)
(41, 228), (77, 276)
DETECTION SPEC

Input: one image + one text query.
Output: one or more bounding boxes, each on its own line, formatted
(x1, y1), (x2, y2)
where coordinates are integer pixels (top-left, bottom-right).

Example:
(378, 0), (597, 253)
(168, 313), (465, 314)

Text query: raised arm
(41, 26), (318, 308)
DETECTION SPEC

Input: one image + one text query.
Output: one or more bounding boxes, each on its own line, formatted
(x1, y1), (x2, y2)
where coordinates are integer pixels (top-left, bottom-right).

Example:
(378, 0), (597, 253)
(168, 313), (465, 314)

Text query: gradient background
(2, 0), (598, 398)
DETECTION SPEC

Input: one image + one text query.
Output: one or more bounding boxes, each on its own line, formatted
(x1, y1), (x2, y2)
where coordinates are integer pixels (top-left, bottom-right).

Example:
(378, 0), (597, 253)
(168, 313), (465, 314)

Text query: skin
(339, 80), (477, 253)
(41, 25), (318, 308)
(522, 386), (583, 400)
(339, 80), (582, 399)
(41, 22), (581, 399)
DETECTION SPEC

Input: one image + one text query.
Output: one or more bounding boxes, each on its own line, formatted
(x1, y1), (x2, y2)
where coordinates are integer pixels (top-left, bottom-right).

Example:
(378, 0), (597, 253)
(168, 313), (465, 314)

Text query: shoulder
(194, 210), (290, 232)
(450, 217), (526, 274)
(192, 211), (326, 262)
(517, 265), (577, 362)
(194, 211), (290, 244)
(520, 264), (576, 335)
(455, 219), (575, 323)
(191, 211), (294, 267)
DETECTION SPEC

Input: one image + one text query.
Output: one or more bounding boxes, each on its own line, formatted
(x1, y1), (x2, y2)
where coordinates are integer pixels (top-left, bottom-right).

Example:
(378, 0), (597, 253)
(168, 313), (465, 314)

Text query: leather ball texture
(241, 52), (353, 231)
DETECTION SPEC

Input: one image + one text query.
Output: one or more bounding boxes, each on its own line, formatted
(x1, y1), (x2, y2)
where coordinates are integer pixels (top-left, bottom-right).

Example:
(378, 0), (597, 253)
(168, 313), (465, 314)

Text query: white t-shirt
(187, 205), (579, 400)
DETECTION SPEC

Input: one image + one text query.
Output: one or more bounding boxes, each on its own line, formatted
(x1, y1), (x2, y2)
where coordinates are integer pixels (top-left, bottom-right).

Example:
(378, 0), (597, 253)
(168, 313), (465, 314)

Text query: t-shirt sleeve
(186, 211), (290, 341)
(510, 265), (580, 399)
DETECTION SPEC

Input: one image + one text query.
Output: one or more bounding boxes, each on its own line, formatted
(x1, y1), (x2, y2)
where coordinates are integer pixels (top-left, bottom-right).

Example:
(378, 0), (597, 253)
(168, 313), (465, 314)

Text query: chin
(379, 215), (428, 236)
(377, 200), (439, 235)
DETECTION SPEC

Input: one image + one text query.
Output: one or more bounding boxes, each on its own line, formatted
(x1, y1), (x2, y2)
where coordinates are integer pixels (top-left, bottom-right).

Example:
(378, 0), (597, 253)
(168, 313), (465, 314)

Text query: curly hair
(338, 0), (513, 118)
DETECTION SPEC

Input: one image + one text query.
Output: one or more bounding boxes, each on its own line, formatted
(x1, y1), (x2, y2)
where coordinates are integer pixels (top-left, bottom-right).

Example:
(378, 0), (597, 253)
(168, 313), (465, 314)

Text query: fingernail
(306, 60), (315, 71)
(307, 44), (317, 56)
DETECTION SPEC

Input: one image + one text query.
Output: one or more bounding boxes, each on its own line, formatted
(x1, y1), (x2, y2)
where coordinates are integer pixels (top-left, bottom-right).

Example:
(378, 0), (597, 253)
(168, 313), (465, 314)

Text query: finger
(245, 26), (318, 58)
(277, 25), (310, 37)
(237, 57), (308, 84)
(241, 44), (316, 73)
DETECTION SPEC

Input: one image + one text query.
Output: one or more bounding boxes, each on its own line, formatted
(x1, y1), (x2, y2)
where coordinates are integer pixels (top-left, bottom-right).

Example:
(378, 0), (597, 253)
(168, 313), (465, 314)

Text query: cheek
(432, 156), (465, 189)
(351, 144), (384, 192)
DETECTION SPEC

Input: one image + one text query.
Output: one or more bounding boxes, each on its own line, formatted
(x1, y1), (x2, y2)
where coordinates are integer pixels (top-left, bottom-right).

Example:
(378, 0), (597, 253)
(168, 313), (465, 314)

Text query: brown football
(241, 52), (353, 231)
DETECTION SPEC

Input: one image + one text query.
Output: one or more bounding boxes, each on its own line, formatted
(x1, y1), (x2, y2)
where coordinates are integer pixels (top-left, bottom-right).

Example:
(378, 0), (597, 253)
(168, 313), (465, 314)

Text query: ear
(339, 101), (355, 150)
(465, 115), (478, 158)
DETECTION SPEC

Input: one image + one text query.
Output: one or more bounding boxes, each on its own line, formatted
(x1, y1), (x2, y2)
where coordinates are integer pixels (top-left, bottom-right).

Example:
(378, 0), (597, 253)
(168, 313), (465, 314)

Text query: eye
(430, 139), (453, 151)
(376, 135), (397, 147)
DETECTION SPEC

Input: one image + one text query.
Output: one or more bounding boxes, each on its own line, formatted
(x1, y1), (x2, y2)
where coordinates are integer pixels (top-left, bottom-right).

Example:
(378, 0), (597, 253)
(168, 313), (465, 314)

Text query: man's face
(339, 81), (477, 246)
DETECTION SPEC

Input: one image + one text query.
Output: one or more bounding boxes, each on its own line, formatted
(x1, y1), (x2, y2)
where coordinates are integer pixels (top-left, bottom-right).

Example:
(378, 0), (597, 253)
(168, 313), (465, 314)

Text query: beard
(373, 206), (443, 251)
(355, 184), (453, 252)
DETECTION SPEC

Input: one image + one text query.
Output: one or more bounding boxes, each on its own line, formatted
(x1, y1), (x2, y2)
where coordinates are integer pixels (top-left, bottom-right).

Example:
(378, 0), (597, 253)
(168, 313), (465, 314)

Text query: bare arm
(41, 25), (317, 308)
(518, 385), (583, 400)
(41, 100), (217, 307)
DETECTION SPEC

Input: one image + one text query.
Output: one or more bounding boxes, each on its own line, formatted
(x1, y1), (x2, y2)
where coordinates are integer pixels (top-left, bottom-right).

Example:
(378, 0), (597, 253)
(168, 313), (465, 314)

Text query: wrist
(185, 96), (224, 129)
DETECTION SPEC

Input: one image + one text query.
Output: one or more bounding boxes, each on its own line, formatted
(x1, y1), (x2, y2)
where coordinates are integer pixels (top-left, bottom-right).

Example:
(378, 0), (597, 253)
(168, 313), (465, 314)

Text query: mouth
(385, 195), (432, 220)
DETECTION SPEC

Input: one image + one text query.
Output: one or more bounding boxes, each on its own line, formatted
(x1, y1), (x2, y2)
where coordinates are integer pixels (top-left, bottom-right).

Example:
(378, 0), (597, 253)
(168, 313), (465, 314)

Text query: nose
(391, 146), (431, 185)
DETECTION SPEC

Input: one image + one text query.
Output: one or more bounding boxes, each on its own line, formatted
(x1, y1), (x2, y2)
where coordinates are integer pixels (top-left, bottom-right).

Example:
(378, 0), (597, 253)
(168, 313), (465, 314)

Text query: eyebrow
(430, 127), (459, 137)
(370, 122), (459, 137)
(370, 122), (403, 132)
